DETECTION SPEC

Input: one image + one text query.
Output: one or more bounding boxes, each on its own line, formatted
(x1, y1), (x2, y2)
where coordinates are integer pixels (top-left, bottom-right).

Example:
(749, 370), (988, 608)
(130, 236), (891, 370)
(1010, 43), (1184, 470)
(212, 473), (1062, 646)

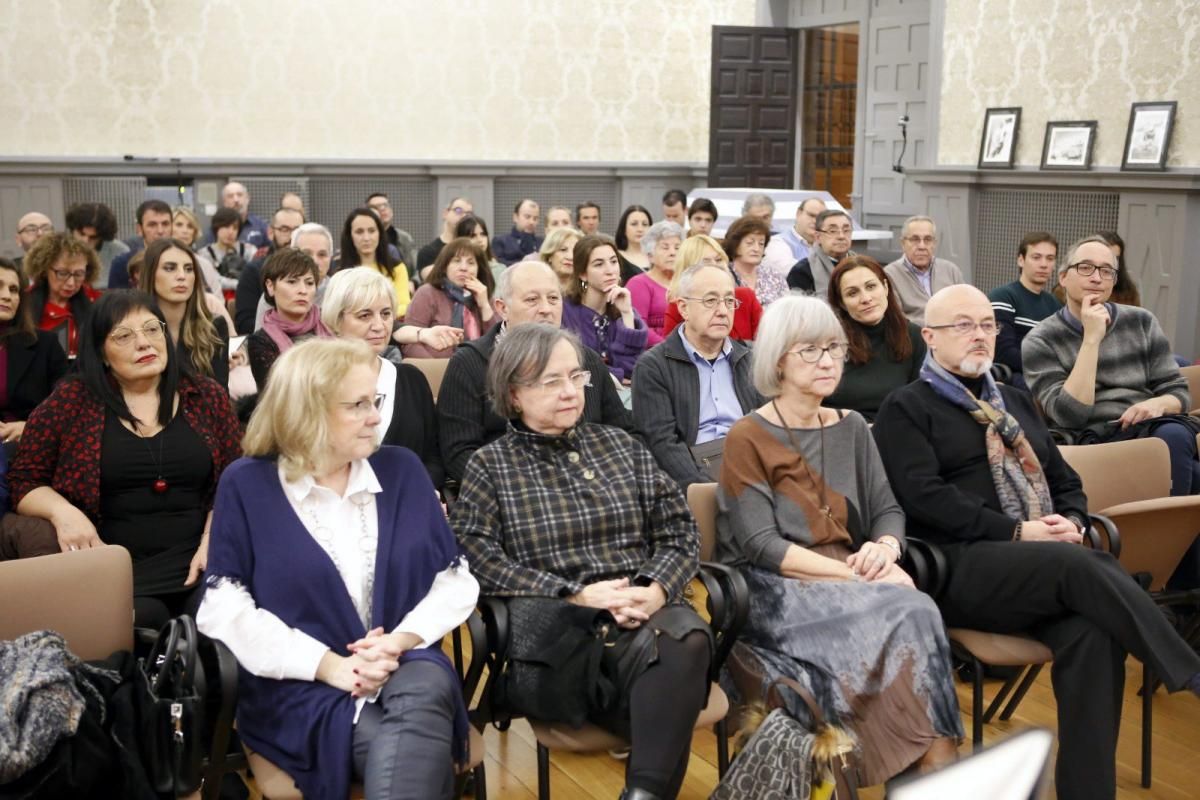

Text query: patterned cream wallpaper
(938, 0), (1200, 167)
(0, 0), (755, 162)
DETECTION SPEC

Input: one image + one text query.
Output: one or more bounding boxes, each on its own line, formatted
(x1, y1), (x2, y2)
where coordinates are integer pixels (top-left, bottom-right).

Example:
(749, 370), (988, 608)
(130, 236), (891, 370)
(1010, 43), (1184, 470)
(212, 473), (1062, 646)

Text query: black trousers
(938, 542), (1200, 800)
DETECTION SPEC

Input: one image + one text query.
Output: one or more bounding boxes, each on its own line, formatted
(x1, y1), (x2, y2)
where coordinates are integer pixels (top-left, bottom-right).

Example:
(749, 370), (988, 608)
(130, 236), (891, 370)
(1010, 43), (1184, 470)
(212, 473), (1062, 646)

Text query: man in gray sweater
(884, 215), (964, 326)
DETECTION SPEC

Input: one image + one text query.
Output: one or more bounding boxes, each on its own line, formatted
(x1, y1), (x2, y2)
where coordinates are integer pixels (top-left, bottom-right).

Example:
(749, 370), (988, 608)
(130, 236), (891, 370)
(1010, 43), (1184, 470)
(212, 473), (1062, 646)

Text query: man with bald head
(437, 260), (633, 483)
(214, 181), (268, 248)
(874, 284), (1200, 800)
(14, 212), (53, 266)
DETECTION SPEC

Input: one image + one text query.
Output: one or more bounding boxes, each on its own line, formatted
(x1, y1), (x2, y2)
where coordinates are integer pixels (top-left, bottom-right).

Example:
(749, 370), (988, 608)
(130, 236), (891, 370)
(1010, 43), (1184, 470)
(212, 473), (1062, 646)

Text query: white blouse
(197, 459), (478, 689)
(375, 356), (397, 443)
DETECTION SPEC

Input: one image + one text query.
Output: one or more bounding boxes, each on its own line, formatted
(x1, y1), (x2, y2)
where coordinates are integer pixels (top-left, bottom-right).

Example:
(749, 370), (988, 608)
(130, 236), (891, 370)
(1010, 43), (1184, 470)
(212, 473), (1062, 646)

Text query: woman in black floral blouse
(451, 324), (710, 800)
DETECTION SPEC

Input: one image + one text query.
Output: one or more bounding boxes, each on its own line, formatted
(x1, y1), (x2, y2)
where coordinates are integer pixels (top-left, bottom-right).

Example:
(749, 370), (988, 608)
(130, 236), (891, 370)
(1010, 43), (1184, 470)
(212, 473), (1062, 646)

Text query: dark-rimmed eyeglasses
(787, 342), (848, 363)
(1066, 262), (1118, 282)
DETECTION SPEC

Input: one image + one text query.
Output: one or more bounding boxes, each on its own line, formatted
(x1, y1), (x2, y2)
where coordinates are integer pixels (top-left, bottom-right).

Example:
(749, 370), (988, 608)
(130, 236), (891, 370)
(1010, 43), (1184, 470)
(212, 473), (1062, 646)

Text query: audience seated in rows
(199, 207), (259, 295)
(661, 234), (762, 342)
(13, 212), (54, 270)
(883, 215), (965, 327)
(139, 239), (230, 388)
(10, 290), (241, 629)
(437, 260), (633, 485)
(23, 232), (101, 359)
(322, 268), (444, 488)
(873, 283), (1200, 800)
(456, 214), (507, 283)
(493, 198), (543, 266)
(337, 207), (412, 316)
(246, 249), (332, 389)
(536, 225), (582, 295)
(615, 204), (653, 283)
(988, 231), (1062, 386)
(633, 263), (762, 488)
(247, 221), (333, 333)
(825, 255), (926, 421)
(787, 208), (854, 296)
(417, 196), (474, 276)
(685, 197), (718, 238)
(561, 235), (649, 383)
(762, 196), (826, 276)
(65, 202), (129, 288)
(661, 189), (688, 227)
(366, 191), (417, 270)
(198, 337), (477, 800)
(575, 201), (601, 236)
(0, 258), (68, 447)
(716, 294), (962, 784)
(451, 324), (711, 800)
(107, 200), (173, 289)
(401, 239), (496, 359)
(725, 215), (788, 307)
(627, 220), (683, 347)
(212, 181), (269, 248)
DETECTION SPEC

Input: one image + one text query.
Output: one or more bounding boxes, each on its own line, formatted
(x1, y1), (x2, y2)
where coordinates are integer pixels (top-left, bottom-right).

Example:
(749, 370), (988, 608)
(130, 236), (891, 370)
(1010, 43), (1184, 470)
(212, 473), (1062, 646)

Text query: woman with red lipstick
(140, 238), (230, 388)
(826, 255), (925, 421)
(22, 232), (101, 359)
(561, 235), (649, 383)
(322, 268), (443, 489)
(9, 290), (241, 628)
(400, 238), (496, 359)
(0, 258), (68, 447)
(246, 248), (333, 389)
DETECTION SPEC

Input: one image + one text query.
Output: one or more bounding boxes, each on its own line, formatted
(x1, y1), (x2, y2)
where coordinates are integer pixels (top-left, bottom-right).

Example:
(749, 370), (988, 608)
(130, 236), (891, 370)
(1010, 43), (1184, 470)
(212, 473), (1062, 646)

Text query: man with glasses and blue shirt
(787, 208), (855, 295)
(884, 215), (964, 326)
(633, 263), (763, 488)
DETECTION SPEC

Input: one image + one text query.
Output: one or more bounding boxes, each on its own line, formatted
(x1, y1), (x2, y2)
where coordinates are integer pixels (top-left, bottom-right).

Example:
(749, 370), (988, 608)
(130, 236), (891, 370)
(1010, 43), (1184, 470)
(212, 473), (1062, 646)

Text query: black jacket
(3, 329), (69, 421)
(383, 361), (444, 489)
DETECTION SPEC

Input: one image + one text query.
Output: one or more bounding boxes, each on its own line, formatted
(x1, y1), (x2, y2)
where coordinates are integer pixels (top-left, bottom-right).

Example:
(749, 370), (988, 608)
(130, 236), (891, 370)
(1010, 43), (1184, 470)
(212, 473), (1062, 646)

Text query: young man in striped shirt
(988, 232), (1062, 387)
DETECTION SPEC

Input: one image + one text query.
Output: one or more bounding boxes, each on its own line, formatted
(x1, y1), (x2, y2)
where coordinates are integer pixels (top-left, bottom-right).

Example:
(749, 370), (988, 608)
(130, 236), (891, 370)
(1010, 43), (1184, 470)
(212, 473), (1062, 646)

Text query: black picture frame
(1121, 101), (1177, 171)
(1040, 120), (1097, 170)
(978, 107), (1021, 169)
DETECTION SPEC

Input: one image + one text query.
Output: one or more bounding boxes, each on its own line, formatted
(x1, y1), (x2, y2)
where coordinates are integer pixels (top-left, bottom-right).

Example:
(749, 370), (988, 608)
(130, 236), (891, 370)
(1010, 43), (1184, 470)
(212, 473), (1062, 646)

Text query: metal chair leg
(1142, 664), (1153, 788)
(537, 742), (551, 800)
(981, 668), (1024, 723)
(999, 663), (1043, 721)
(452, 626), (464, 676)
(473, 763), (488, 800)
(971, 656), (984, 751)
(715, 718), (730, 776)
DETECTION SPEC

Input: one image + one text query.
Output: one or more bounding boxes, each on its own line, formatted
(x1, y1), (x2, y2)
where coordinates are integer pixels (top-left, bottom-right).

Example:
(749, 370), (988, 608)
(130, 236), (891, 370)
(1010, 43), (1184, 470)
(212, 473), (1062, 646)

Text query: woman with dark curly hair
(23, 232), (102, 358)
(65, 202), (129, 287)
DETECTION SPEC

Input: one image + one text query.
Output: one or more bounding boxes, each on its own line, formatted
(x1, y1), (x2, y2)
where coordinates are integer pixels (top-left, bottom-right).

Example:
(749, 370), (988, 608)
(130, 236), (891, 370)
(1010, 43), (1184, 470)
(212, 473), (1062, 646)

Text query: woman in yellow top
(337, 207), (412, 316)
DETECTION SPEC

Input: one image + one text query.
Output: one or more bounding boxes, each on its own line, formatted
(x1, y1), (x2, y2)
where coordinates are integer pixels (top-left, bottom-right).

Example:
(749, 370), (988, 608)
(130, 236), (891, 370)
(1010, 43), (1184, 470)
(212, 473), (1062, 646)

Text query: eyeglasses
(109, 320), (166, 348)
(18, 224), (53, 236)
(1066, 261), (1118, 282)
(338, 394), (385, 418)
(788, 342), (848, 363)
(683, 295), (741, 310)
(367, 202), (391, 210)
(904, 235), (937, 245)
(450, 206), (469, 216)
(927, 320), (1002, 336)
(51, 268), (88, 282)
(819, 226), (853, 237)
(273, 224), (298, 235)
(522, 370), (592, 394)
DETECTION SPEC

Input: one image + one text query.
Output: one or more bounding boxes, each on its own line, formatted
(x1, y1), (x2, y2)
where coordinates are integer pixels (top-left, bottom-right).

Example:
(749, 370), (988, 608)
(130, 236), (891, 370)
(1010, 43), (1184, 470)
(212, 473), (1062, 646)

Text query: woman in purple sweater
(560, 235), (649, 384)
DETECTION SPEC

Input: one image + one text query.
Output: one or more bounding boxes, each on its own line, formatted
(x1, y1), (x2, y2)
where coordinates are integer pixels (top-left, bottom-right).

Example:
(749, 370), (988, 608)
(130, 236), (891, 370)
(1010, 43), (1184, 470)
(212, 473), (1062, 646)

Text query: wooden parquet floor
(459, 650), (1200, 800)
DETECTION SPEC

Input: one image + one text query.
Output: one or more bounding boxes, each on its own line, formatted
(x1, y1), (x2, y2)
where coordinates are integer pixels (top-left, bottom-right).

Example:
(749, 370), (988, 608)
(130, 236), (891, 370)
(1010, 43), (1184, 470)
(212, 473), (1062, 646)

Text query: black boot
(618, 789), (663, 800)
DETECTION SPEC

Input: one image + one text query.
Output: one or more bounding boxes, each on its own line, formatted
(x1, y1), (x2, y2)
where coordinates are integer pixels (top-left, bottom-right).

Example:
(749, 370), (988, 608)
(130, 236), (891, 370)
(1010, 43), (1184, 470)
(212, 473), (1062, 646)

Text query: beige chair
(405, 357), (450, 402)
(0, 545), (134, 659)
(1179, 365), (1200, 414)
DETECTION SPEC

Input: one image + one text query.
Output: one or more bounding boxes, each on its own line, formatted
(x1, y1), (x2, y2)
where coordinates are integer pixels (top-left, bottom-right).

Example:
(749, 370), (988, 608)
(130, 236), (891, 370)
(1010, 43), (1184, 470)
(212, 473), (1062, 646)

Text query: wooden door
(707, 26), (801, 189)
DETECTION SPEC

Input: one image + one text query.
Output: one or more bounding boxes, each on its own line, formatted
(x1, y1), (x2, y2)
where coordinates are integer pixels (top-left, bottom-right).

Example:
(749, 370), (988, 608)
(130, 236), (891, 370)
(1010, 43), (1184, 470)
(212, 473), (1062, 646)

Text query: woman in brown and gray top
(452, 324), (710, 800)
(716, 294), (962, 787)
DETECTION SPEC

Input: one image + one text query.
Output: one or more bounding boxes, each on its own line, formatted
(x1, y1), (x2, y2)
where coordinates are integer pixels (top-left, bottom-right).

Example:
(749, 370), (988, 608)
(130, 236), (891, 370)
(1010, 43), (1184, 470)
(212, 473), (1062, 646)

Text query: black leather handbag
(137, 615), (206, 797)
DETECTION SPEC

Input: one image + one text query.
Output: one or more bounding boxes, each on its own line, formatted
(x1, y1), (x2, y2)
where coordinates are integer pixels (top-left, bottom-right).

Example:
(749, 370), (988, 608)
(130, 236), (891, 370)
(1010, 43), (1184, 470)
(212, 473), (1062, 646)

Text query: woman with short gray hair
(453, 323), (712, 800)
(716, 295), (963, 785)
(626, 221), (683, 346)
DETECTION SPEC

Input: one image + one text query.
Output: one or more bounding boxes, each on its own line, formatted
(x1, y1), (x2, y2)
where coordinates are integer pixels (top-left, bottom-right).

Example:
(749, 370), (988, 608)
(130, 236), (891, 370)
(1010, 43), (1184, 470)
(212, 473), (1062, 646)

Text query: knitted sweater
(826, 320), (925, 421)
(1021, 304), (1189, 433)
(882, 257), (964, 326)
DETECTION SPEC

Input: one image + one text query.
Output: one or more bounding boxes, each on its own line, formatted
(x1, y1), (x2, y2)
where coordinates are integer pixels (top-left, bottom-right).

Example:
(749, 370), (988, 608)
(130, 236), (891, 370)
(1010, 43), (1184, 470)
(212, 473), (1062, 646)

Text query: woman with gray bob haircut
(627, 221), (684, 346)
(454, 323), (713, 800)
(715, 294), (964, 785)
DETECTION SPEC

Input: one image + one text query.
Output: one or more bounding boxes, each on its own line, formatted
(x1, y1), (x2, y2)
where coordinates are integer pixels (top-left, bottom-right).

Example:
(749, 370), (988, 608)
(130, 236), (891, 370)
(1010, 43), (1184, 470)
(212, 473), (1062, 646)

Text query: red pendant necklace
(134, 418), (170, 494)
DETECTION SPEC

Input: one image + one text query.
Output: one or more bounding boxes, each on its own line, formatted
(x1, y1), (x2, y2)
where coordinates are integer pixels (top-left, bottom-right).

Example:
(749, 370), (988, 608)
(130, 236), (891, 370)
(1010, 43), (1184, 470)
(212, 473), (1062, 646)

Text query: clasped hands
(1020, 513), (1084, 544)
(568, 577), (667, 629)
(846, 539), (911, 587)
(319, 628), (423, 698)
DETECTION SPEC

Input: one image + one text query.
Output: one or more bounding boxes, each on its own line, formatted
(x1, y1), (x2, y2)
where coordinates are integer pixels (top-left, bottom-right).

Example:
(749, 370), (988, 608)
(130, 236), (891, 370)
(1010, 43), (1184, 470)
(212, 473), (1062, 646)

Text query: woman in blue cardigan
(198, 337), (479, 799)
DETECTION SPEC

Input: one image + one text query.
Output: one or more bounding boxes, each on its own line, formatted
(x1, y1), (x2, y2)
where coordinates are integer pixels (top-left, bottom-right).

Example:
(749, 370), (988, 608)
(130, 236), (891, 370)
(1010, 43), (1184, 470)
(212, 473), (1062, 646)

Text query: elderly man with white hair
(215, 180), (269, 248)
(874, 282), (1200, 800)
(883, 215), (964, 326)
(436, 260), (634, 484)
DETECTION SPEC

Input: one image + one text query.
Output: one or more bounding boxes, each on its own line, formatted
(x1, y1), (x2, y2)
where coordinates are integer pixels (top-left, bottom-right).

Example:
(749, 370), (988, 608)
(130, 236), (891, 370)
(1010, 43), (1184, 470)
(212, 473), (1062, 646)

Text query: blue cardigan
(205, 447), (467, 799)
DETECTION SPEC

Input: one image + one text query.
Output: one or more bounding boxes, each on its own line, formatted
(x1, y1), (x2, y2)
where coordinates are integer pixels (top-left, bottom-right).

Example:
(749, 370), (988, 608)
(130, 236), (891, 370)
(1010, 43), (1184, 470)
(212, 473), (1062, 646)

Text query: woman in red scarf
(22, 233), (101, 359)
(246, 248), (332, 389)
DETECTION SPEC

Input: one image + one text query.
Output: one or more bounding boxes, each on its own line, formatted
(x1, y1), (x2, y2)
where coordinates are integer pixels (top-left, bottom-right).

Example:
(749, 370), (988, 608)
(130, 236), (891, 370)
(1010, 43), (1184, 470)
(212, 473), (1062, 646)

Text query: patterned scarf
(919, 354), (1053, 520)
(261, 304), (332, 353)
(443, 280), (480, 340)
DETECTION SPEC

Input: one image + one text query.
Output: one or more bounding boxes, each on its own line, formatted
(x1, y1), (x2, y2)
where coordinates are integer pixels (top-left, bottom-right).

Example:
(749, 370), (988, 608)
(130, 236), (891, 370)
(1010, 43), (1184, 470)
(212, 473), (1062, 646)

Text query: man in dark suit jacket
(873, 284), (1200, 800)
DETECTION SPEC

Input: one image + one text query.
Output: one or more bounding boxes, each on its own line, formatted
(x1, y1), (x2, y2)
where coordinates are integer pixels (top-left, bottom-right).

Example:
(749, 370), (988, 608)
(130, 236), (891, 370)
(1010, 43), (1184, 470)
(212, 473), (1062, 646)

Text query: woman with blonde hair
(199, 337), (477, 799)
(661, 234), (762, 341)
(537, 225), (582, 294)
(321, 267), (443, 488)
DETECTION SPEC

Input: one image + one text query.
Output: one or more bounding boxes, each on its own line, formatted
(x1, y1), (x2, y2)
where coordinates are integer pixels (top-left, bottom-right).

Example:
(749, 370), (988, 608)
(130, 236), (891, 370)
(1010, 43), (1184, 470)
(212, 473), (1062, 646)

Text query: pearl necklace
(304, 491), (377, 629)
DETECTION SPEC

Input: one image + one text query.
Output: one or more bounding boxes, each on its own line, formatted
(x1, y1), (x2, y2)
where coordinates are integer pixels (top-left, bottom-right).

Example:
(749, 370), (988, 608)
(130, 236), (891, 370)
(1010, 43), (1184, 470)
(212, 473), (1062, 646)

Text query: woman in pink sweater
(625, 220), (683, 347)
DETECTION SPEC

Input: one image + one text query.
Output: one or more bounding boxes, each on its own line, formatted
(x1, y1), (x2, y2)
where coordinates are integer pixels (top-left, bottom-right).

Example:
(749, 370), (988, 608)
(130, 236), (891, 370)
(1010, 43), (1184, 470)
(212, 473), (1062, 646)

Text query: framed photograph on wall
(978, 107), (1021, 168)
(1121, 101), (1177, 170)
(1040, 120), (1097, 170)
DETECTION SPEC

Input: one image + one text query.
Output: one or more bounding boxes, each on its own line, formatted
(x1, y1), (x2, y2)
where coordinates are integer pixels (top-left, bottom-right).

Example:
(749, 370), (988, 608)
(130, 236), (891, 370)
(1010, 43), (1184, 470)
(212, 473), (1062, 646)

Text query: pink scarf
(261, 305), (332, 353)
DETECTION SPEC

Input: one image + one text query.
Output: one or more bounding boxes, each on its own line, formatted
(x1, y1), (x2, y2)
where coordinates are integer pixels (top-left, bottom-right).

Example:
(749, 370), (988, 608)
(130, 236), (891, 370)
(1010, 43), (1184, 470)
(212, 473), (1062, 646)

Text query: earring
(580, 279), (588, 290)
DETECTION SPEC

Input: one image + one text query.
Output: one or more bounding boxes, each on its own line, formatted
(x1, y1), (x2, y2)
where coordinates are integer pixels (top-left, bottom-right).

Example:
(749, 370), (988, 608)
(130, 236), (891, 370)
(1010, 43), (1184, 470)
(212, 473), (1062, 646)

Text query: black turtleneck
(826, 319), (926, 421)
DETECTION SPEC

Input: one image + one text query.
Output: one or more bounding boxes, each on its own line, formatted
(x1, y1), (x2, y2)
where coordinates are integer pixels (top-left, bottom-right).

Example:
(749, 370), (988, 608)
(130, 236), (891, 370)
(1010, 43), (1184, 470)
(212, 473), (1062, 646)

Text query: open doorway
(799, 24), (859, 208)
